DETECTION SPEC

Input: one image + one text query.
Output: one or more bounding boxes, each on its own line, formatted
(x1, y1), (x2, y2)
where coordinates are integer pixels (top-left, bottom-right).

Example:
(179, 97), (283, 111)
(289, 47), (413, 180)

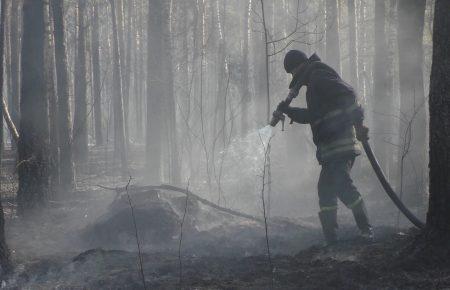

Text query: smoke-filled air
(0, 0), (448, 288)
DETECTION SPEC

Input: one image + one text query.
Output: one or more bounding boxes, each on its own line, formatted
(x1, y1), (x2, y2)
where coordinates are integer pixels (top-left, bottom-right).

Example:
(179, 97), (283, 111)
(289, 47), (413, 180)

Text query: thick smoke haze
(0, 0), (445, 288)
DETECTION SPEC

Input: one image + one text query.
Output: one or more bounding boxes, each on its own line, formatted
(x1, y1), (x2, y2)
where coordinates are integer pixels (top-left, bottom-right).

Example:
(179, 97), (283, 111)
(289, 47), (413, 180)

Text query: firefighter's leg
(318, 164), (338, 246)
(335, 158), (373, 239)
(351, 200), (373, 240)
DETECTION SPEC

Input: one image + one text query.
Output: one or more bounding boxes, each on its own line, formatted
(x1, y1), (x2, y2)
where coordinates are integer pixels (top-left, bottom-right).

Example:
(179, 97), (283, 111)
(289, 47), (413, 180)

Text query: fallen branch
(97, 183), (312, 231)
(98, 183), (263, 223)
(1, 97), (19, 142)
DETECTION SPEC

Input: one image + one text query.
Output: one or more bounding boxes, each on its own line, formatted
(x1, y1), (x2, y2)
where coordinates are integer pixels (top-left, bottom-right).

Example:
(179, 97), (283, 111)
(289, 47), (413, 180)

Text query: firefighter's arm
(277, 100), (311, 124)
(286, 108), (312, 124)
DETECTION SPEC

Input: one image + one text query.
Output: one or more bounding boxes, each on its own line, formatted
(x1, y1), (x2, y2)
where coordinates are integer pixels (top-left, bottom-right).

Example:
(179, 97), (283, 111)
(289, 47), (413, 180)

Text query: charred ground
(0, 147), (447, 289)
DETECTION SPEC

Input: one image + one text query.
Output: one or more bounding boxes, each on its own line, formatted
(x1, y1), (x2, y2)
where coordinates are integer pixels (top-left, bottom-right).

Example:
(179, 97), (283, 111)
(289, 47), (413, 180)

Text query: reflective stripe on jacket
(311, 103), (360, 128)
(317, 126), (361, 162)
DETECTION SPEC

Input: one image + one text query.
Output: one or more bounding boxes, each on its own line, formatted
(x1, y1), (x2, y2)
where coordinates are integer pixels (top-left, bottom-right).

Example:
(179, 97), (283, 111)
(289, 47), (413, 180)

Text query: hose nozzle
(269, 110), (285, 131)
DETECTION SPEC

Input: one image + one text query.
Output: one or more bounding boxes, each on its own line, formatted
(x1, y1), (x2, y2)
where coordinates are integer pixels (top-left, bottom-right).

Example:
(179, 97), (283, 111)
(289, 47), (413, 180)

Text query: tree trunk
(251, 2), (265, 125)
(165, 2), (180, 185)
(372, 0), (391, 174)
(386, 0), (399, 184)
(397, 0), (427, 205)
(134, 4), (144, 142)
(124, 0), (133, 146)
(17, 0), (50, 214)
(347, 0), (358, 90)
(73, 0), (88, 164)
(91, 2), (103, 146)
(0, 0), (12, 274)
(260, 0), (270, 124)
(166, 47), (180, 185)
(5, 0), (10, 130)
(0, 0), (5, 160)
(426, 0), (450, 236)
(116, 0), (129, 148)
(240, 0), (251, 135)
(110, 0), (128, 173)
(325, 0), (341, 74)
(51, 0), (75, 192)
(215, 0), (227, 145)
(45, 6), (59, 194)
(8, 0), (19, 145)
(146, 0), (165, 182)
(356, 0), (368, 102)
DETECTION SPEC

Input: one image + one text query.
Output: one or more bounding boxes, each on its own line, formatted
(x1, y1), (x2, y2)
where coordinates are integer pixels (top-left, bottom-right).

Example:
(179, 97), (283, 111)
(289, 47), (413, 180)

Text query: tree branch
(1, 97), (19, 142)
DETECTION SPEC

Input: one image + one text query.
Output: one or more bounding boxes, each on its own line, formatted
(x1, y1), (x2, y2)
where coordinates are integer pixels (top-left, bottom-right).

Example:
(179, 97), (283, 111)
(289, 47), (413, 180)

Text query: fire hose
(270, 91), (425, 229)
(361, 141), (424, 228)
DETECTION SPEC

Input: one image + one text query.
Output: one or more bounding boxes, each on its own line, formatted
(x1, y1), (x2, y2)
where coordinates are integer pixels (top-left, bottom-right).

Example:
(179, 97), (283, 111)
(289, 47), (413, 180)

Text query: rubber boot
(319, 209), (338, 246)
(352, 200), (374, 241)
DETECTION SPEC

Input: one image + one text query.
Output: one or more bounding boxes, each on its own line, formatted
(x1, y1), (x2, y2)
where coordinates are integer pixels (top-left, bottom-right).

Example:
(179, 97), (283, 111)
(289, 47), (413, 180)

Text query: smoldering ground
(0, 137), (423, 289)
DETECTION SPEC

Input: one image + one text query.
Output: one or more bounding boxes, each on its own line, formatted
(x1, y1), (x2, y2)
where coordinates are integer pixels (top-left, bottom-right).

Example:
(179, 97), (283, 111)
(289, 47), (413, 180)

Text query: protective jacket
(285, 54), (363, 164)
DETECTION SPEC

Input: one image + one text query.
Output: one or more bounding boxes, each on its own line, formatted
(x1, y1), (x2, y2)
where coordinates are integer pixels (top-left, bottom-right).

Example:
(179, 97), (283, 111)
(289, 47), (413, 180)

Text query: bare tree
(51, 0), (75, 191)
(347, 0), (358, 90)
(73, 0), (89, 164)
(110, 0), (128, 173)
(372, 0), (392, 174)
(166, 34), (181, 184)
(91, 1), (103, 146)
(426, 0), (450, 231)
(325, 0), (341, 73)
(146, 0), (165, 182)
(417, 0), (450, 256)
(116, 0), (129, 148)
(8, 0), (19, 140)
(397, 0), (427, 205)
(17, 0), (50, 214)
(124, 0), (134, 146)
(0, 0), (12, 274)
(45, 4), (59, 193)
(240, 0), (252, 135)
(133, 0), (144, 142)
(356, 0), (368, 102)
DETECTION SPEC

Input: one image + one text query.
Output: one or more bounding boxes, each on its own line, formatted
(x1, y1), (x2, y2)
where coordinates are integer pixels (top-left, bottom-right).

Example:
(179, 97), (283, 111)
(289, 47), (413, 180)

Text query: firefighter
(278, 49), (373, 246)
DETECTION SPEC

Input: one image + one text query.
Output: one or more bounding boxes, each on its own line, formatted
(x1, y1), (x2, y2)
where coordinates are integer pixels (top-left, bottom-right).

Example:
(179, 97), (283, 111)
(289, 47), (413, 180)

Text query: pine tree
(426, 0), (450, 243)
(51, 0), (75, 191)
(17, 0), (50, 214)
(73, 0), (89, 164)
(91, 1), (103, 146)
(397, 0), (427, 205)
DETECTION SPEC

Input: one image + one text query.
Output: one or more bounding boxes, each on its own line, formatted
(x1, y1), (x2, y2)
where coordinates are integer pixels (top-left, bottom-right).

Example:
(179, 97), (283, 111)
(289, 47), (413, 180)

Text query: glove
(287, 88), (300, 99)
(352, 105), (364, 124)
(355, 124), (369, 142)
(277, 100), (291, 114)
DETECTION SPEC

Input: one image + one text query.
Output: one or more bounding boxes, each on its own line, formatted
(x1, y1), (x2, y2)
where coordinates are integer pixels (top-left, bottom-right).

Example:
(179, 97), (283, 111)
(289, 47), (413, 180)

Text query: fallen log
(98, 183), (264, 223)
(98, 183), (313, 229)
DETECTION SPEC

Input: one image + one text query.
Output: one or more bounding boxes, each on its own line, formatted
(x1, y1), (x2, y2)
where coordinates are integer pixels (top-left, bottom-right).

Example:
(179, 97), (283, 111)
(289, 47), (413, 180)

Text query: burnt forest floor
(6, 225), (450, 289)
(0, 145), (448, 289)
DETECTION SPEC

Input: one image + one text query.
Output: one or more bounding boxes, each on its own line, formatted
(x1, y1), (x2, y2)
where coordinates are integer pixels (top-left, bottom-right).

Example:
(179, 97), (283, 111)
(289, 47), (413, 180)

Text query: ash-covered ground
(4, 184), (446, 289)
(0, 146), (448, 289)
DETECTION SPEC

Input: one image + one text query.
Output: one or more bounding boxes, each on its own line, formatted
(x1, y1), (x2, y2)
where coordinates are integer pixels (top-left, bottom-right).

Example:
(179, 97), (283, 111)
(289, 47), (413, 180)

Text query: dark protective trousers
(318, 157), (363, 212)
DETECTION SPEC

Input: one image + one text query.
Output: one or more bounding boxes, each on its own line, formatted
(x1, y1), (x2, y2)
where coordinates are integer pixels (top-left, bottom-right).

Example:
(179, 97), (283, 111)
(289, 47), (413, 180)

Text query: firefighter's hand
(277, 100), (291, 114)
(355, 124), (369, 142)
(288, 88), (300, 99)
